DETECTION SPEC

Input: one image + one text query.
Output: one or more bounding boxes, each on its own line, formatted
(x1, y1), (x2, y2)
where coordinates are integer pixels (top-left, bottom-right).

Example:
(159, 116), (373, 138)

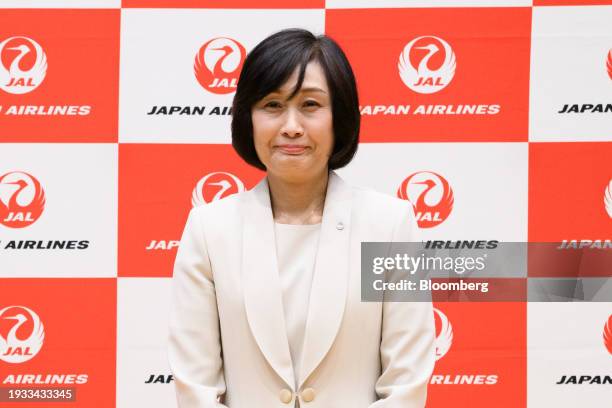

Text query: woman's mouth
(277, 145), (308, 155)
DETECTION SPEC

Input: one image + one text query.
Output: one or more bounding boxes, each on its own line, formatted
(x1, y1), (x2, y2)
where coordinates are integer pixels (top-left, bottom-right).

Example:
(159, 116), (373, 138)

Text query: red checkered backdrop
(0, 1), (611, 407)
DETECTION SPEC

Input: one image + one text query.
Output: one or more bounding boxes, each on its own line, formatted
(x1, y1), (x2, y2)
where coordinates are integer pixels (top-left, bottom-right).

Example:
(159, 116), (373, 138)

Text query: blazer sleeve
(368, 203), (436, 408)
(168, 207), (229, 408)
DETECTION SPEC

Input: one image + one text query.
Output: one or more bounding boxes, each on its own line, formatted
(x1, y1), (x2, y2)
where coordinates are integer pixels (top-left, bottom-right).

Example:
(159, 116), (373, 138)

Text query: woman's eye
(264, 101), (281, 109)
(303, 100), (320, 108)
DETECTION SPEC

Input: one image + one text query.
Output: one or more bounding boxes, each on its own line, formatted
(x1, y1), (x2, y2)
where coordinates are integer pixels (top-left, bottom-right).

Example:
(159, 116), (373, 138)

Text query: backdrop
(0, 1), (611, 407)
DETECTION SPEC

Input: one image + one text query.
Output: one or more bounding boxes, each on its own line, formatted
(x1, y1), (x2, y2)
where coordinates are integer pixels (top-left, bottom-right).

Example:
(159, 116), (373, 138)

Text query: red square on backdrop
(118, 144), (264, 277)
(529, 142), (612, 240)
(122, 0), (324, 7)
(0, 279), (116, 407)
(428, 302), (526, 408)
(326, 7), (531, 142)
(528, 142), (612, 277)
(0, 9), (119, 142)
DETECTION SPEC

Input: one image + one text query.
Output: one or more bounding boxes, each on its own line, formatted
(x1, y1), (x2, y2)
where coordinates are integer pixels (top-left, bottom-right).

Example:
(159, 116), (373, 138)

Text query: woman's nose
(280, 108), (304, 138)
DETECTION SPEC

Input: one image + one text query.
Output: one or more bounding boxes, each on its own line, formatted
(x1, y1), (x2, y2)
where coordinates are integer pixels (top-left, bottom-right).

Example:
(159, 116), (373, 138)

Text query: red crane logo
(194, 37), (246, 95)
(0, 171), (45, 228)
(397, 171), (454, 228)
(192, 172), (245, 207)
(398, 35), (456, 94)
(434, 308), (453, 361)
(606, 50), (612, 81)
(604, 314), (612, 355)
(0, 305), (45, 364)
(0, 36), (47, 94)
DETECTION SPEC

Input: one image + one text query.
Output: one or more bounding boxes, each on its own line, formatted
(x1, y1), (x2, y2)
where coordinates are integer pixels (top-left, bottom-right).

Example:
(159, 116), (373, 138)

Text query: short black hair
(231, 28), (360, 171)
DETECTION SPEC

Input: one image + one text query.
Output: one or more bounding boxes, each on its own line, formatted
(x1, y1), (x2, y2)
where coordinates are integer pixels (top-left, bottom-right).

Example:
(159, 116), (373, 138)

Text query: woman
(168, 28), (435, 408)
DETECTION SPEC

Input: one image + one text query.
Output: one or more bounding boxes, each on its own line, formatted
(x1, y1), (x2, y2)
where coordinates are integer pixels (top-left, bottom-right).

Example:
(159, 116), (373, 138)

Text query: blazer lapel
(241, 177), (295, 389)
(241, 171), (353, 391)
(298, 171), (352, 388)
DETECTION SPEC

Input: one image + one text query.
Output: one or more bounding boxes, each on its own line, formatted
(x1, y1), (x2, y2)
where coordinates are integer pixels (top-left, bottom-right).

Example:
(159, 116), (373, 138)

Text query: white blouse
(273, 222), (321, 397)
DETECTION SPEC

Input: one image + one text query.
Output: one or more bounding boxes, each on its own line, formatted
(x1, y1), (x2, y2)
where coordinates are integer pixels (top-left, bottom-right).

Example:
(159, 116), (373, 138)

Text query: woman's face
(251, 61), (333, 182)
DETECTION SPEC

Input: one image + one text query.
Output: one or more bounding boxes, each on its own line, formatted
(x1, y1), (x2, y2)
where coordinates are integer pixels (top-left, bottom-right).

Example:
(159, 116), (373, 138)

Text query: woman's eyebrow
(270, 86), (328, 96)
(299, 87), (327, 94)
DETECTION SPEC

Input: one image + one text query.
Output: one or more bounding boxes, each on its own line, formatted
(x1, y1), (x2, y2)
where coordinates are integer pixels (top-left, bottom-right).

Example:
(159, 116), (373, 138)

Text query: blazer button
(301, 387), (315, 402)
(336, 222), (344, 231)
(279, 389), (293, 404)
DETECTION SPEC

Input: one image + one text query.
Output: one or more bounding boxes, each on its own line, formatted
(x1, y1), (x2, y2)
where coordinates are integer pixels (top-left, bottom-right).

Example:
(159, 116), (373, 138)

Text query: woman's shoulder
(190, 190), (244, 224)
(348, 184), (419, 241)
(351, 184), (414, 216)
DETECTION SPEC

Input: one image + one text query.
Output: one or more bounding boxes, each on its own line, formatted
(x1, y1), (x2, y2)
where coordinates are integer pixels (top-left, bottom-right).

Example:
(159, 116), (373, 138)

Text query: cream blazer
(168, 171), (436, 408)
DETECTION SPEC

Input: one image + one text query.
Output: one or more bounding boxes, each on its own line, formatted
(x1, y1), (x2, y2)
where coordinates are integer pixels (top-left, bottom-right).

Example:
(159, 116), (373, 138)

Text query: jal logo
(0, 306), (45, 364)
(398, 36), (456, 94)
(0, 171), (46, 228)
(194, 37), (246, 95)
(434, 308), (453, 361)
(605, 179), (612, 219)
(192, 172), (245, 207)
(604, 315), (612, 356)
(606, 50), (611, 81)
(397, 171), (454, 228)
(0, 36), (47, 94)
